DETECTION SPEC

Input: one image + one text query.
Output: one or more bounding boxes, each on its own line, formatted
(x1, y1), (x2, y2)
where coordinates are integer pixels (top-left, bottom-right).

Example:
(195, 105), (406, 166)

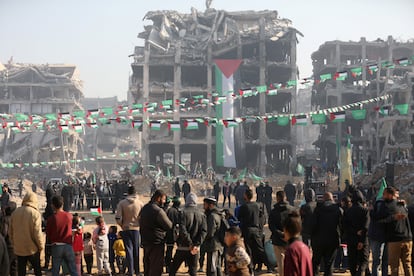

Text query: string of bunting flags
(0, 93), (399, 134)
(0, 55), (412, 133)
(0, 150), (140, 169)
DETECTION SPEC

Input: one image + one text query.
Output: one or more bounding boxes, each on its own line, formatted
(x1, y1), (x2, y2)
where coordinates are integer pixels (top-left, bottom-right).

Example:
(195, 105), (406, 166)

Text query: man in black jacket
(139, 190), (173, 276)
(311, 192), (343, 276)
(238, 188), (269, 272)
(268, 190), (296, 276)
(169, 193), (207, 276)
(182, 180), (191, 200)
(379, 187), (413, 276)
(165, 196), (181, 273)
(369, 198), (388, 276)
(300, 188), (317, 247)
(203, 197), (223, 276)
(343, 190), (370, 276)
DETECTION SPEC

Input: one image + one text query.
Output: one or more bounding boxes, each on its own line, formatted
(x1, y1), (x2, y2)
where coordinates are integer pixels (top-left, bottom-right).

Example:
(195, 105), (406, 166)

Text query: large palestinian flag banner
(214, 59), (245, 168)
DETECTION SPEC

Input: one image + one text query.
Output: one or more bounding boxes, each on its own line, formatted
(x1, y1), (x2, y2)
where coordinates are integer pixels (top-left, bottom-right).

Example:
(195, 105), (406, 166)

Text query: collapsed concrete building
(0, 61), (83, 166)
(82, 96), (140, 171)
(312, 36), (414, 168)
(129, 8), (301, 175)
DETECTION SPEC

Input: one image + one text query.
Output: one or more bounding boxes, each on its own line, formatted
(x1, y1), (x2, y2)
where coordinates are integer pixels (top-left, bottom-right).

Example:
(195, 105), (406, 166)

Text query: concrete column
(335, 42), (342, 156)
(259, 17), (267, 176)
(289, 31), (298, 177)
(206, 44), (213, 169)
(141, 43), (150, 171)
(174, 41), (182, 176)
(361, 37), (370, 163)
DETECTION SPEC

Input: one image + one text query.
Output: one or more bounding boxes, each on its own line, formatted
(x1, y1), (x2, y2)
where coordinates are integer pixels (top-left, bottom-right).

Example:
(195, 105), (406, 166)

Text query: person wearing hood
(343, 190), (370, 276)
(169, 193), (207, 276)
(311, 192), (343, 276)
(268, 190), (296, 276)
(0, 201), (16, 275)
(115, 185), (144, 276)
(300, 188), (317, 247)
(10, 192), (44, 276)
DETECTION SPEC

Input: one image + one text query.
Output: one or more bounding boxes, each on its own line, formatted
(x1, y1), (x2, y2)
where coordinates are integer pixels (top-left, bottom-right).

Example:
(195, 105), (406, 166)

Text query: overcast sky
(0, 0), (413, 100)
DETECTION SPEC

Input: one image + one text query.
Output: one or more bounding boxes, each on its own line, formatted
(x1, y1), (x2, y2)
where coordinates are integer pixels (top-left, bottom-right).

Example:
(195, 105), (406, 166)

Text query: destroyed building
(129, 8), (301, 175)
(82, 96), (140, 171)
(312, 36), (414, 168)
(0, 61), (83, 166)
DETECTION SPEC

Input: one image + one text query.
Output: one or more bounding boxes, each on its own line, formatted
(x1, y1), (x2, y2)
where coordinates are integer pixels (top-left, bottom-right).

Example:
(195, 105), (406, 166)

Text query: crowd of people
(1, 176), (414, 276)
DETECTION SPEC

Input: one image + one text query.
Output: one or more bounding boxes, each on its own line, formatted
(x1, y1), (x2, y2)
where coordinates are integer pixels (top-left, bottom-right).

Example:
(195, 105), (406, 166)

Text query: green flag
(311, 114), (326, 124)
(376, 177), (387, 200)
(351, 109), (367, 120)
(394, 104), (409, 115)
(277, 116), (290, 126)
(320, 73), (332, 82)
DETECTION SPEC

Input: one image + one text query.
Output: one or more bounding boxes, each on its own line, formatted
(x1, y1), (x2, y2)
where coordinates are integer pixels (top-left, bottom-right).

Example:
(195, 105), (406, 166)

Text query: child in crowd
(72, 214), (84, 276)
(92, 216), (111, 275)
(283, 211), (312, 276)
(108, 225), (118, 274)
(113, 231), (127, 274)
(83, 232), (94, 275)
(224, 226), (251, 276)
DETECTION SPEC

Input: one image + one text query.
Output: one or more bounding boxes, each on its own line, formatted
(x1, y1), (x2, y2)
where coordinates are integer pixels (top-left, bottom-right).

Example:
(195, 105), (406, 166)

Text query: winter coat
(311, 200), (343, 248)
(115, 194), (143, 231)
(368, 200), (387, 242)
(0, 234), (9, 276)
(204, 207), (223, 253)
(237, 201), (263, 233)
(166, 206), (181, 244)
(268, 201), (296, 246)
(113, 239), (126, 257)
(284, 237), (313, 276)
(10, 192), (44, 256)
(379, 199), (412, 242)
(300, 189), (317, 238)
(226, 239), (251, 276)
(343, 202), (370, 244)
(139, 202), (172, 246)
(176, 205), (207, 250)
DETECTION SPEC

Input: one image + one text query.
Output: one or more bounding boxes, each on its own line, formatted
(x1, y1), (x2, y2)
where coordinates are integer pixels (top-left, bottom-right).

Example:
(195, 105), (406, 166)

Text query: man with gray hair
(169, 193), (207, 276)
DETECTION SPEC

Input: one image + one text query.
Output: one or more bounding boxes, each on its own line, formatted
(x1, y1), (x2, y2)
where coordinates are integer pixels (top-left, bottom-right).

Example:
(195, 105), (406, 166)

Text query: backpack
(217, 212), (230, 245)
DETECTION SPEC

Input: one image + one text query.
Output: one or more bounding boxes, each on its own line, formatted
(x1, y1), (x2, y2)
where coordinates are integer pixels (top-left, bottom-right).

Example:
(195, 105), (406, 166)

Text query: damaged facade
(129, 8), (300, 175)
(82, 96), (140, 171)
(0, 62), (83, 167)
(312, 36), (414, 168)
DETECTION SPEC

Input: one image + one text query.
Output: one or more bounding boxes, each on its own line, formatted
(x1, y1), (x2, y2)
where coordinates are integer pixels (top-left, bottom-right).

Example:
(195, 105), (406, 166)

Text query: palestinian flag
(379, 106), (390, 116)
(351, 67), (362, 77)
(59, 124), (70, 133)
(320, 73), (332, 82)
(150, 121), (161, 131)
(168, 121), (181, 131)
(239, 88), (253, 97)
(184, 120), (199, 130)
(291, 115), (307, 126)
(267, 89), (278, 96)
(11, 126), (21, 133)
(87, 122), (99, 129)
(215, 96), (227, 104)
(395, 58), (410, 66)
(368, 65), (378, 75)
(330, 111), (346, 122)
(311, 113), (326, 124)
(223, 119), (238, 128)
(334, 71), (348, 81)
(214, 59), (245, 168)
(90, 207), (102, 216)
(72, 124), (83, 133)
(132, 120), (143, 129)
(87, 109), (100, 118)
(351, 109), (367, 120)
